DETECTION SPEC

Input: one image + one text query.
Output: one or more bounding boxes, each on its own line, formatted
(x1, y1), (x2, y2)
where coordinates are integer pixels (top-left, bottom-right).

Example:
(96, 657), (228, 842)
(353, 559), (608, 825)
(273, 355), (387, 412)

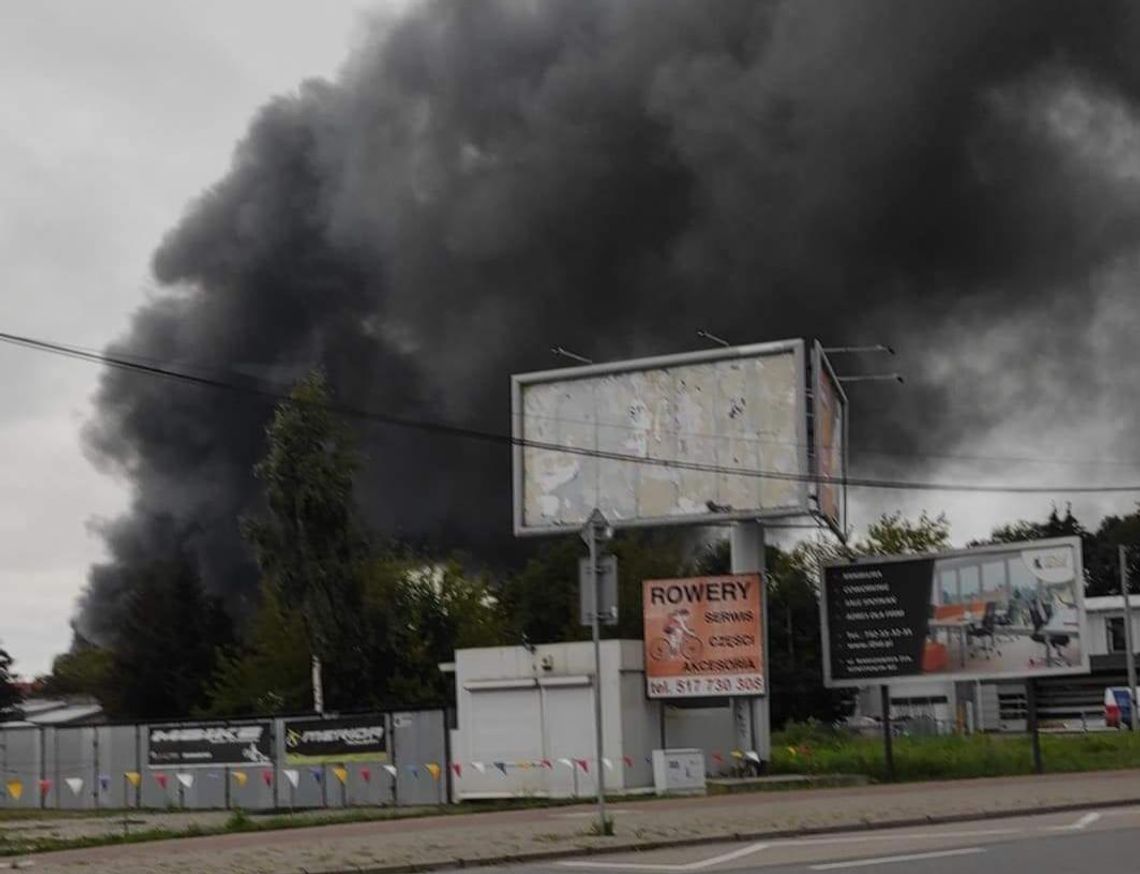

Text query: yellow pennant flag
(232, 771), (248, 787)
(5, 779), (23, 801)
(332, 766), (348, 785)
(125, 771), (141, 788)
(425, 762), (441, 781)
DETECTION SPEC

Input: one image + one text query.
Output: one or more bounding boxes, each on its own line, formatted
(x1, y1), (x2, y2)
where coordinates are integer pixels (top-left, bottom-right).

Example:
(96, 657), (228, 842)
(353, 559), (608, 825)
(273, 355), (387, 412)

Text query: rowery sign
(642, 574), (764, 698)
(284, 715), (389, 764)
(147, 722), (273, 768)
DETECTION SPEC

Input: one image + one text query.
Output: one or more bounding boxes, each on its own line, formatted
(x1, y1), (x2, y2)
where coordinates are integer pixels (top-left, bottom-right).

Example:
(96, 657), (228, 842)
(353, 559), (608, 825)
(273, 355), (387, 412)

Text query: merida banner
(284, 715), (388, 764)
(147, 722), (273, 768)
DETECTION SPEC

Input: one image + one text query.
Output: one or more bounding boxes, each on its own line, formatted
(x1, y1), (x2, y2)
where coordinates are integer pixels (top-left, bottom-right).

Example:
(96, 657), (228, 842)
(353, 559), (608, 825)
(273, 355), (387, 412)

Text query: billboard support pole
(1120, 546), (1137, 732)
(1027, 680), (1043, 774)
(880, 686), (895, 782)
(583, 509), (610, 836)
(731, 521), (769, 769)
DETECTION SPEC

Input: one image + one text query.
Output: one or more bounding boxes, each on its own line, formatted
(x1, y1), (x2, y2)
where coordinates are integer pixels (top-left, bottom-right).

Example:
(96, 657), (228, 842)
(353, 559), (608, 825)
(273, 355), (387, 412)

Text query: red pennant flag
(261, 769), (273, 787)
(155, 773), (169, 790)
(38, 779), (53, 795)
(623, 755), (634, 768)
(540, 758), (553, 770)
(451, 763), (462, 778)
(360, 767), (372, 783)
(575, 758), (589, 773)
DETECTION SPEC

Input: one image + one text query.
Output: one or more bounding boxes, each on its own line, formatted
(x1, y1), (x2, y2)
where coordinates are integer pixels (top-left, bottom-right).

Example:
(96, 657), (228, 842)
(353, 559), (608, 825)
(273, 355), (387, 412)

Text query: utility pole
(582, 509), (611, 835)
(1121, 546), (1137, 731)
(312, 655), (324, 715)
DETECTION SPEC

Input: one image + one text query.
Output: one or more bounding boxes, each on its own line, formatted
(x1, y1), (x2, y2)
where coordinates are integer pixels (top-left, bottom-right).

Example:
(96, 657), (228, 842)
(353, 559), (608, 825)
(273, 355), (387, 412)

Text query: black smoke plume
(79, 0), (1140, 639)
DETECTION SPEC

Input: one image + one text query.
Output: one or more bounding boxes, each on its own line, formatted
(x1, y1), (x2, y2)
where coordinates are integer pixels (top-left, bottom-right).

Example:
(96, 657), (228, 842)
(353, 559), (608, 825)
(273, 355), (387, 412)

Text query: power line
(5, 329), (1140, 496)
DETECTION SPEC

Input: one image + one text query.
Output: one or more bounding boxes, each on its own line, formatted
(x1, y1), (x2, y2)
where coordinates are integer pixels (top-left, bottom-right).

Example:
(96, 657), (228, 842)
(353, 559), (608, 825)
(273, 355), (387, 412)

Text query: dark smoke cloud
(79, 0), (1140, 638)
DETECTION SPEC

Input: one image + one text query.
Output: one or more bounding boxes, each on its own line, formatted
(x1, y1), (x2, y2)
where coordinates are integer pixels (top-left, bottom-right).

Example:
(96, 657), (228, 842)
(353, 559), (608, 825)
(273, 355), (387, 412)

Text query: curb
(313, 795), (1140, 874)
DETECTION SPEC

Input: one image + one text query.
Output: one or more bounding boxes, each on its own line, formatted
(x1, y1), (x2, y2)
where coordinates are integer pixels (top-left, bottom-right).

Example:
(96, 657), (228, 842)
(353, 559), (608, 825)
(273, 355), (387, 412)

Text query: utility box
(652, 748), (706, 796)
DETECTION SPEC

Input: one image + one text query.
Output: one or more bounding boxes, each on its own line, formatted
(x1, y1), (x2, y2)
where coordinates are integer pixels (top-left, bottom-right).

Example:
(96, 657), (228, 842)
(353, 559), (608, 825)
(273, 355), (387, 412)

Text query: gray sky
(3, 0), (1139, 681)
(0, 0), (375, 677)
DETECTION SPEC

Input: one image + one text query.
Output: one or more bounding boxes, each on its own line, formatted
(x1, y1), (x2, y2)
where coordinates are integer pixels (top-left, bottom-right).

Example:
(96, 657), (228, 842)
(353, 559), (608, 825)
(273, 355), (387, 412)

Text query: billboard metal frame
(511, 339), (811, 536)
(819, 535), (1089, 689)
(810, 341), (848, 542)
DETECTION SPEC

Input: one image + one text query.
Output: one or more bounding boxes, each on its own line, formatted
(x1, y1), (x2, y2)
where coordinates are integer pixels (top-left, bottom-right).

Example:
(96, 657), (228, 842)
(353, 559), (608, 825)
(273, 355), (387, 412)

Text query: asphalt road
(490, 805), (1140, 874)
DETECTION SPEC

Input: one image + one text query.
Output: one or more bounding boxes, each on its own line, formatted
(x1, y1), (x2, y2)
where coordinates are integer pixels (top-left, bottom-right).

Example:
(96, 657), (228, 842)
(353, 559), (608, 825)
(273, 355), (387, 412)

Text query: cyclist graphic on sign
(649, 608), (703, 661)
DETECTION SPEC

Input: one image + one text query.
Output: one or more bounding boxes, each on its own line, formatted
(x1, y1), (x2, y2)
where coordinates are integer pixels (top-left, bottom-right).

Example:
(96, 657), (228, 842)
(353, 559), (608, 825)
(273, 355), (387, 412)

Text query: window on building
(1107, 616), (1127, 653)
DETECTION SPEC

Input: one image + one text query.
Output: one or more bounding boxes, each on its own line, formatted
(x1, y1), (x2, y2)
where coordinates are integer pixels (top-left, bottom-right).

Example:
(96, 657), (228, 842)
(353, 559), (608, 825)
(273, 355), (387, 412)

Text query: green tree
(0, 645), (21, 716)
(41, 631), (113, 701)
(103, 558), (233, 719)
(203, 582), (313, 716)
(241, 370), (369, 710)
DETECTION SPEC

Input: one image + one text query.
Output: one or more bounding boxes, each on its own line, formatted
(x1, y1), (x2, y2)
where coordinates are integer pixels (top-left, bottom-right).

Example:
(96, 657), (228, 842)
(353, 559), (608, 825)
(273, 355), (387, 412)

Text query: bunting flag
(177, 773), (194, 790)
(382, 764), (398, 779)
(745, 751), (761, 764)
(426, 763), (441, 781)
(540, 759), (553, 770)
(333, 767), (348, 786)
(5, 779), (22, 801)
(731, 750), (744, 760)
(283, 769), (300, 789)
(493, 761), (508, 776)
(98, 774), (110, 793)
(66, 777), (84, 796)
(125, 771), (141, 788)
(517, 760), (532, 770)
(360, 767), (372, 783)
(309, 767), (323, 784)
(38, 779), (53, 796)
(155, 773), (169, 790)
(602, 758), (614, 771)
(575, 758), (589, 773)
(408, 765), (419, 779)
(557, 758), (573, 769)
(645, 755), (653, 764)
(622, 756), (634, 768)
(711, 751), (724, 765)
(232, 771), (248, 787)
(261, 769), (273, 787)
(471, 761), (486, 774)
(450, 763), (462, 778)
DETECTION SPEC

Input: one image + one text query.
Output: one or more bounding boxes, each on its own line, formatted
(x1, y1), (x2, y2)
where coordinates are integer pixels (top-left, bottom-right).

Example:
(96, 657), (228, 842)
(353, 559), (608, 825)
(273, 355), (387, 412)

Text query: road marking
(1045, 811), (1101, 831)
(559, 842), (769, 871)
(809, 847), (985, 870)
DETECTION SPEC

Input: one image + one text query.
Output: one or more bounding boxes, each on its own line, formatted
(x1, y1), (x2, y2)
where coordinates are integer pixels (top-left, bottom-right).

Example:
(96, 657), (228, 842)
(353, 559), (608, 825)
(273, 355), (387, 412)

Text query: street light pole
(1120, 546), (1137, 732)
(583, 509), (610, 835)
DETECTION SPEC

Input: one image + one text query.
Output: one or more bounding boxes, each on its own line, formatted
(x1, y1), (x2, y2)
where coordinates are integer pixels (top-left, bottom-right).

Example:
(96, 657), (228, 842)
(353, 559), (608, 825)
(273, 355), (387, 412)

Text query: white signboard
(651, 748), (707, 796)
(511, 340), (809, 534)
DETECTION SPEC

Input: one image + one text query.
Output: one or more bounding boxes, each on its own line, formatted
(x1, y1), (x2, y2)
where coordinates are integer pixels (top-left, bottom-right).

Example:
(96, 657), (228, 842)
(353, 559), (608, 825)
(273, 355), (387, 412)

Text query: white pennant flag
(745, 751), (761, 764)
(471, 761), (486, 774)
(557, 757), (573, 769)
(382, 764), (398, 778)
(176, 773), (194, 789)
(65, 777), (84, 796)
(282, 769), (300, 789)
(602, 758), (614, 771)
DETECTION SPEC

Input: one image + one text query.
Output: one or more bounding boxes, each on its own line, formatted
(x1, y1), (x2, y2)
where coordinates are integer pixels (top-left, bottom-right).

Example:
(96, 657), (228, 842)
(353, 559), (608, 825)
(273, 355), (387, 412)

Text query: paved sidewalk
(18, 769), (1140, 874)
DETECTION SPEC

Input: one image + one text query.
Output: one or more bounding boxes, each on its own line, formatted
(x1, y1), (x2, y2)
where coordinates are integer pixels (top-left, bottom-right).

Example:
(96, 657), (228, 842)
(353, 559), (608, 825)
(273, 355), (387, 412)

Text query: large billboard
(511, 340), (809, 534)
(147, 722), (273, 768)
(821, 537), (1088, 687)
(643, 574), (764, 698)
(283, 715), (388, 764)
(812, 342), (847, 538)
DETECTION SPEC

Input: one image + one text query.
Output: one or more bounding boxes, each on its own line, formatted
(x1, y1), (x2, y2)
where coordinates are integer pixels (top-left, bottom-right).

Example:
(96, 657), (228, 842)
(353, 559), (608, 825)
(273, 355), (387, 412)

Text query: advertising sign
(284, 715), (388, 764)
(147, 722), (273, 768)
(812, 342), (847, 538)
(821, 536), (1088, 687)
(643, 574), (764, 698)
(512, 340), (809, 535)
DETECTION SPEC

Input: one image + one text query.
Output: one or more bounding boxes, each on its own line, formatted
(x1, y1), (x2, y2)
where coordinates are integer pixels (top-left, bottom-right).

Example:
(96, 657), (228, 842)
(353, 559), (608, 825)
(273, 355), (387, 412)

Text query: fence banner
(284, 715), (388, 764)
(147, 722), (273, 768)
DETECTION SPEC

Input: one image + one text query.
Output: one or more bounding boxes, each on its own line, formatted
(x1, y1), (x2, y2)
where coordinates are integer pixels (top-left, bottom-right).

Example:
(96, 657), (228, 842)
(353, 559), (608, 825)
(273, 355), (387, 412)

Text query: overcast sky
(0, 1), (378, 678)
(3, 1), (1139, 681)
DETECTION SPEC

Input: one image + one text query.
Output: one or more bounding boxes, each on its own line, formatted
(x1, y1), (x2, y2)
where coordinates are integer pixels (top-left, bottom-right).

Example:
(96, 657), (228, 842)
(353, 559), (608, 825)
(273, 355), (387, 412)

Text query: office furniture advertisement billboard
(284, 715), (389, 764)
(643, 574), (764, 698)
(512, 340), (810, 535)
(821, 536), (1088, 687)
(147, 722), (273, 768)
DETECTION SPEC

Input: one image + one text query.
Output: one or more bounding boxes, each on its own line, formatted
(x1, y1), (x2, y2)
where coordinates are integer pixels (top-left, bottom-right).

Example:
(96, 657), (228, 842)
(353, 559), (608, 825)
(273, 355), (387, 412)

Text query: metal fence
(0, 709), (448, 811)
